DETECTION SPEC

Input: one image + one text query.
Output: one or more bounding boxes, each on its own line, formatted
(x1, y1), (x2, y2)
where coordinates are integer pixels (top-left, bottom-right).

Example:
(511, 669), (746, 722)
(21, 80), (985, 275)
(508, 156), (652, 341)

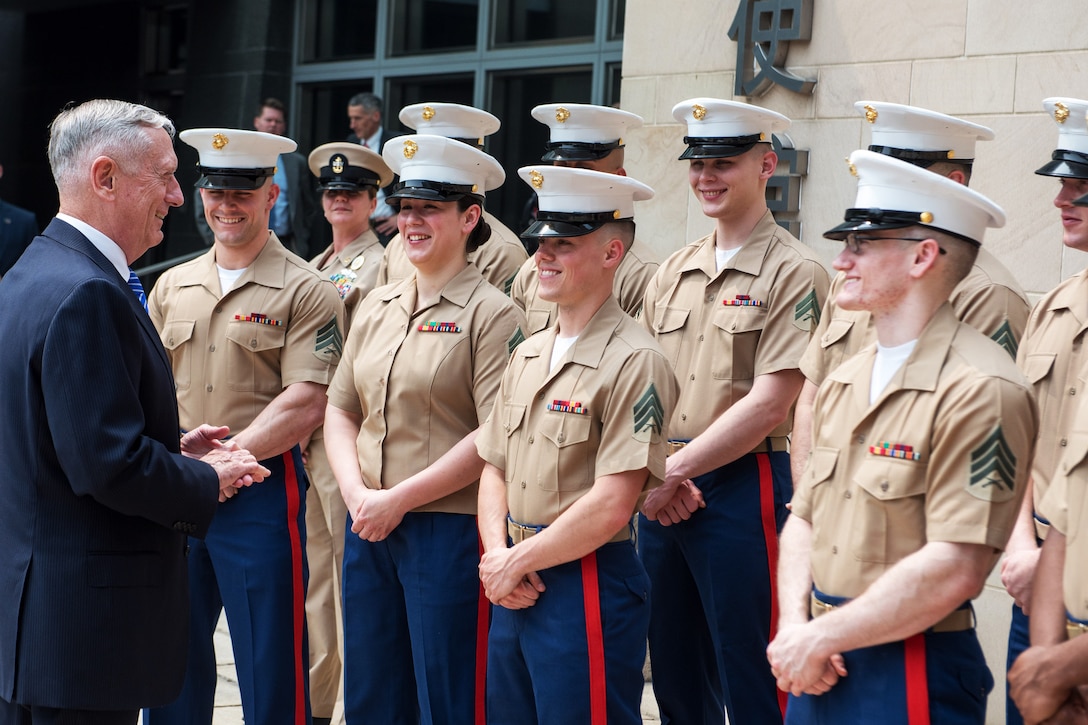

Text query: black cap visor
(679, 134), (764, 160)
(316, 165), (382, 192)
(868, 145), (970, 169)
(824, 208), (981, 247)
(388, 179), (480, 203)
(1036, 149), (1088, 179)
(521, 210), (624, 239)
(542, 140), (621, 162)
(194, 165), (276, 190)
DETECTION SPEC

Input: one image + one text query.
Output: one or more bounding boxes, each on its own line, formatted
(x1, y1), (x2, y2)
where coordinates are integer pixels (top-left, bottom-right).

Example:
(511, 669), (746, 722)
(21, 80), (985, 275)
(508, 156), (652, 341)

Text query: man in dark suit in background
(346, 92), (399, 244)
(0, 98), (269, 725)
(193, 98), (316, 256)
(0, 162), (38, 277)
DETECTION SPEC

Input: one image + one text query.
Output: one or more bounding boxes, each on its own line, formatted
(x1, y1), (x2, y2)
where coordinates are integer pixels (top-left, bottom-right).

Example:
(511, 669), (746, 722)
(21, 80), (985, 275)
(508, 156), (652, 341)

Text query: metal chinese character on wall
(767, 133), (808, 237)
(728, 0), (816, 97)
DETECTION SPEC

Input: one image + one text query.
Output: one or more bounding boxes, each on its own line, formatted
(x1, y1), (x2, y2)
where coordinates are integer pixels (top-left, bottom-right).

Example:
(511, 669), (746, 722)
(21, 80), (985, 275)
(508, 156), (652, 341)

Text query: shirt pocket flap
(1022, 352), (1057, 385)
(712, 306), (768, 335)
(855, 457), (926, 501)
(226, 321), (287, 352)
(502, 404), (526, 438)
(806, 447), (839, 487)
(652, 305), (689, 334)
(540, 410), (592, 449)
(161, 319), (195, 350)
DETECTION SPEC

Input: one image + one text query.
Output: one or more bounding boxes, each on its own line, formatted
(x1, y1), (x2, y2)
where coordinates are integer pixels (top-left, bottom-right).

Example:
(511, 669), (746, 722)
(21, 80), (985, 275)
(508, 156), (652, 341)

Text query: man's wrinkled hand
(642, 479), (704, 525)
(202, 447), (269, 502)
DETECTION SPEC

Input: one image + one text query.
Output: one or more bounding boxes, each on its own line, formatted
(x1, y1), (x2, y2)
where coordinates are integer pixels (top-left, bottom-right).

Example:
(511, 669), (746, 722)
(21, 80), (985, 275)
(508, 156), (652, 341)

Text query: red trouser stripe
(475, 533), (489, 725)
(904, 633), (930, 725)
(755, 452), (787, 718)
(580, 551), (607, 725)
(282, 451), (307, 725)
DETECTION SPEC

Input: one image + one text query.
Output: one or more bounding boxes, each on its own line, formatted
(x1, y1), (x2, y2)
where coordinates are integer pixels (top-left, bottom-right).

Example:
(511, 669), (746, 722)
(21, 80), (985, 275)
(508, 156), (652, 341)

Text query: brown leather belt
(809, 592), (974, 633)
(507, 518), (632, 545)
(666, 436), (789, 457)
(1068, 618), (1088, 640)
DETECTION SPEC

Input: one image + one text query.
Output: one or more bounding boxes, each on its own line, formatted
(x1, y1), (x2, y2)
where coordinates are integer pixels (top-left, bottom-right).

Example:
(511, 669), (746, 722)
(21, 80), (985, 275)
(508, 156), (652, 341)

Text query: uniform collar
(678, 209), (780, 278)
(175, 232), (289, 293)
(320, 230), (381, 269)
(1046, 266), (1088, 320)
(520, 296), (626, 373)
(378, 263), (486, 313)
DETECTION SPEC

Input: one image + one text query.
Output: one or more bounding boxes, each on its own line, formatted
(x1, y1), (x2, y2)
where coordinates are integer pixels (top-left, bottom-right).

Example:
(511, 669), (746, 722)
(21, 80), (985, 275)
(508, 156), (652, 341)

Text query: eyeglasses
(842, 233), (946, 255)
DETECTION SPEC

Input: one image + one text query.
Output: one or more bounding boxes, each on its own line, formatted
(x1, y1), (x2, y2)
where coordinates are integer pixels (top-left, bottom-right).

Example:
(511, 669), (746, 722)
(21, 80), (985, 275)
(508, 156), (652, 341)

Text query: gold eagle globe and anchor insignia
(529, 170), (544, 189)
(422, 106), (436, 121)
(555, 107), (571, 123)
(863, 104), (878, 123)
(692, 104), (707, 121)
(403, 139), (418, 158)
(212, 133), (229, 150)
(1054, 102), (1071, 124)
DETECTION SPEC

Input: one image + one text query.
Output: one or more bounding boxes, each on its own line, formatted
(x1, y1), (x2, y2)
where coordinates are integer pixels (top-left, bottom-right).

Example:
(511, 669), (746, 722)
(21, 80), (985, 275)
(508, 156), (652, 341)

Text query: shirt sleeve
(281, 275), (345, 387)
(754, 255), (830, 376)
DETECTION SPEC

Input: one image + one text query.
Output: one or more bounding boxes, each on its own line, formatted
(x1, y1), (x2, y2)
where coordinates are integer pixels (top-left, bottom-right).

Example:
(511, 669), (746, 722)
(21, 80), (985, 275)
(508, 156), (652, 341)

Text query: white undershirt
(870, 339), (917, 404)
(217, 265), (248, 294)
(550, 335), (578, 372)
(715, 246), (741, 273)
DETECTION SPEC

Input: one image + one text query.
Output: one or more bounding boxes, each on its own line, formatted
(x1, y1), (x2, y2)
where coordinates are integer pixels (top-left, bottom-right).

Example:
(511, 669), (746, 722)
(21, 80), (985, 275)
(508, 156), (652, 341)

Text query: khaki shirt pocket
(537, 411), (593, 492)
(225, 321), (287, 393)
(1021, 352), (1056, 386)
(852, 457), (926, 564)
(160, 319), (196, 390)
(501, 404), (526, 482)
(651, 306), (690, 369)
(710, 306), (767, 380)
(806, 446), (839, 489)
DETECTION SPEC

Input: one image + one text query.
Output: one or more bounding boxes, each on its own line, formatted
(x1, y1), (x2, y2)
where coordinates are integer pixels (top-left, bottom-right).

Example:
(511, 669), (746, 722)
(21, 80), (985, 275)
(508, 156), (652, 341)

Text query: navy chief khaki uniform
(639, 97), (828, 725)
(327, 134), (523, 725)
(477, 164), (677, 725)
(786, 149), (1035, 725)
(146, 129), (345, 725)
(303, 141), (393, 724)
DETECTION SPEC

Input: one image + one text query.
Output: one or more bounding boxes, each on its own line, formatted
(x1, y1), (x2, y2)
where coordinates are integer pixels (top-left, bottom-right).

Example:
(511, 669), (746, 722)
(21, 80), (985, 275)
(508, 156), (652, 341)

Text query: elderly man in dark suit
(0, 98), (269, 725)
(0, 163), (38, 277)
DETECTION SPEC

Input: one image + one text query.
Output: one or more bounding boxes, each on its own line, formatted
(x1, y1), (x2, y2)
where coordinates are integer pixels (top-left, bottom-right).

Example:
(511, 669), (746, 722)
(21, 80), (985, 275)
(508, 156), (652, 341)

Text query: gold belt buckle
(666, 440), (687, 456)
(809, 593), (836, 619)
(1067, 619), (1088, 640)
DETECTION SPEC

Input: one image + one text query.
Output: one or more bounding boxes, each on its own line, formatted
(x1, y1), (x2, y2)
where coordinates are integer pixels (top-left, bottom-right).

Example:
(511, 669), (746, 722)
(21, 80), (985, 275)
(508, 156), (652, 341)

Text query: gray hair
(347, 92), (383, 113)
(48, 99), (176, 195)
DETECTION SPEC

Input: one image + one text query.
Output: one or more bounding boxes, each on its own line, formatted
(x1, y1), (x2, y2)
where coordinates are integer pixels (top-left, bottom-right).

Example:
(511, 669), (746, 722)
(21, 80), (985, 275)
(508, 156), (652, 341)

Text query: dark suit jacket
(0, 219), (219, 709)
(193, 150), (317, 255)
(0, 198), (38, 277)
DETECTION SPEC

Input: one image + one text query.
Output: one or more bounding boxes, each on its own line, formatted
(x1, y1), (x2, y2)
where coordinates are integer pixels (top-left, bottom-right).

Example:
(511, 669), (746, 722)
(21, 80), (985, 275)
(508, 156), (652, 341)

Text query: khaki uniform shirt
(1038, 389), (1088, 620)
(1017, 268), (1088, 537)
(326, 264), (526, 515)
(310, 229), (383, 330)
(792, 305), (1037, 598)
(149, 233), (344, 434)
(800, 248), (1030, 387)
(476, 297), (679, 525)
(641, 211), (829, 440)
(511, 237), (659, 335)
(377, 211), (528, 294)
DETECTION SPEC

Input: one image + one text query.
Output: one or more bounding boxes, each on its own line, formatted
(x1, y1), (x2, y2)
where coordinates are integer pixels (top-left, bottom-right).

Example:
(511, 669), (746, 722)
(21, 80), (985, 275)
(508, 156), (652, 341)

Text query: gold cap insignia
(692, 104), (707, 121)
(471, 183), (478, 193)
(759, 132), (766, 142)
(331, 154), (346, 174)
(845, 157), (857, 177)
(612, 210), (621, 219)
(920, 211), (934, 224)
(947, 150), (955, 160)
(863, 104), (878, 124)
(555, 107), (571, 123)
(212, 133), (229, 150)
(530, 170), (544, 189)
(403, 139), (418, 159)
(422, 106), (435, 121)
(1055, 102), (1070, 124)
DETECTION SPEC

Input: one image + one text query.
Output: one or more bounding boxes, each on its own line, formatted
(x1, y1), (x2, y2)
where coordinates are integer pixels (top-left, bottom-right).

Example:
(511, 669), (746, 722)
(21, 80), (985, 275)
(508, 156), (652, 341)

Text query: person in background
(0, 161), (38, 277)
(347, 92), (399, 245)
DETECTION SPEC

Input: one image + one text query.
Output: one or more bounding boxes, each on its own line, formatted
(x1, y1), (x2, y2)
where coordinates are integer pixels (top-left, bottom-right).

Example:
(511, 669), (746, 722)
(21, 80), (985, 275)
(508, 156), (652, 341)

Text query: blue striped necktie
(127, 269), (148, 313)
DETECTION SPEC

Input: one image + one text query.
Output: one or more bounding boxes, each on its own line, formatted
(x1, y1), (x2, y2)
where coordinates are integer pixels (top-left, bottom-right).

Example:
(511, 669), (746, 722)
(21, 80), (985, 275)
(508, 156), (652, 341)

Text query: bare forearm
(323, 404), (369, 502)
(233, 382), (327, 461)
(392, 429), (485, 511)
(1007, 477), (1039, 554)
(478, 463), (510, 553)
(811, 541), (994, 655)
(778, 515), (815, 627)
(1031, 532), (1069, 647)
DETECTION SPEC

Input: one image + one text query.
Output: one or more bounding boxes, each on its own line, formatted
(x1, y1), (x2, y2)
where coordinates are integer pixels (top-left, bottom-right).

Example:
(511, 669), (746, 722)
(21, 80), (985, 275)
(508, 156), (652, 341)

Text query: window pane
(605, 62), (622, 107)
(485, 66), (592, 233)
(610, 0), (626, 39)
(492, 0), (596, 46)
(298, 80), (377, 152)
(384, 74), (476, 134)
(390, 0), (479, 56)
(302, 0), (378, 62)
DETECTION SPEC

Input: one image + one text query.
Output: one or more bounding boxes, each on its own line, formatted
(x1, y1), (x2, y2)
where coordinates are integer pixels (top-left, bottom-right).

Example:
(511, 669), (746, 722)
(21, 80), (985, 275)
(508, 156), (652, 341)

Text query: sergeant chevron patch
(315, 317), (343, 362)
(990, 320), (1018, 358)
(793, 289), (821, 332)
(507, 326), (526, 355)
(967, 425), (1017, 502)
(633, 383), (664, 443)
(503, 273), (517, 297)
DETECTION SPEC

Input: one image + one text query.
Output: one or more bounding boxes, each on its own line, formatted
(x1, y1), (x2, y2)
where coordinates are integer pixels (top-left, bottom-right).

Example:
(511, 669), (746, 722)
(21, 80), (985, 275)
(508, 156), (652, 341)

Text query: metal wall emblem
(728, 0), (817, 97)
